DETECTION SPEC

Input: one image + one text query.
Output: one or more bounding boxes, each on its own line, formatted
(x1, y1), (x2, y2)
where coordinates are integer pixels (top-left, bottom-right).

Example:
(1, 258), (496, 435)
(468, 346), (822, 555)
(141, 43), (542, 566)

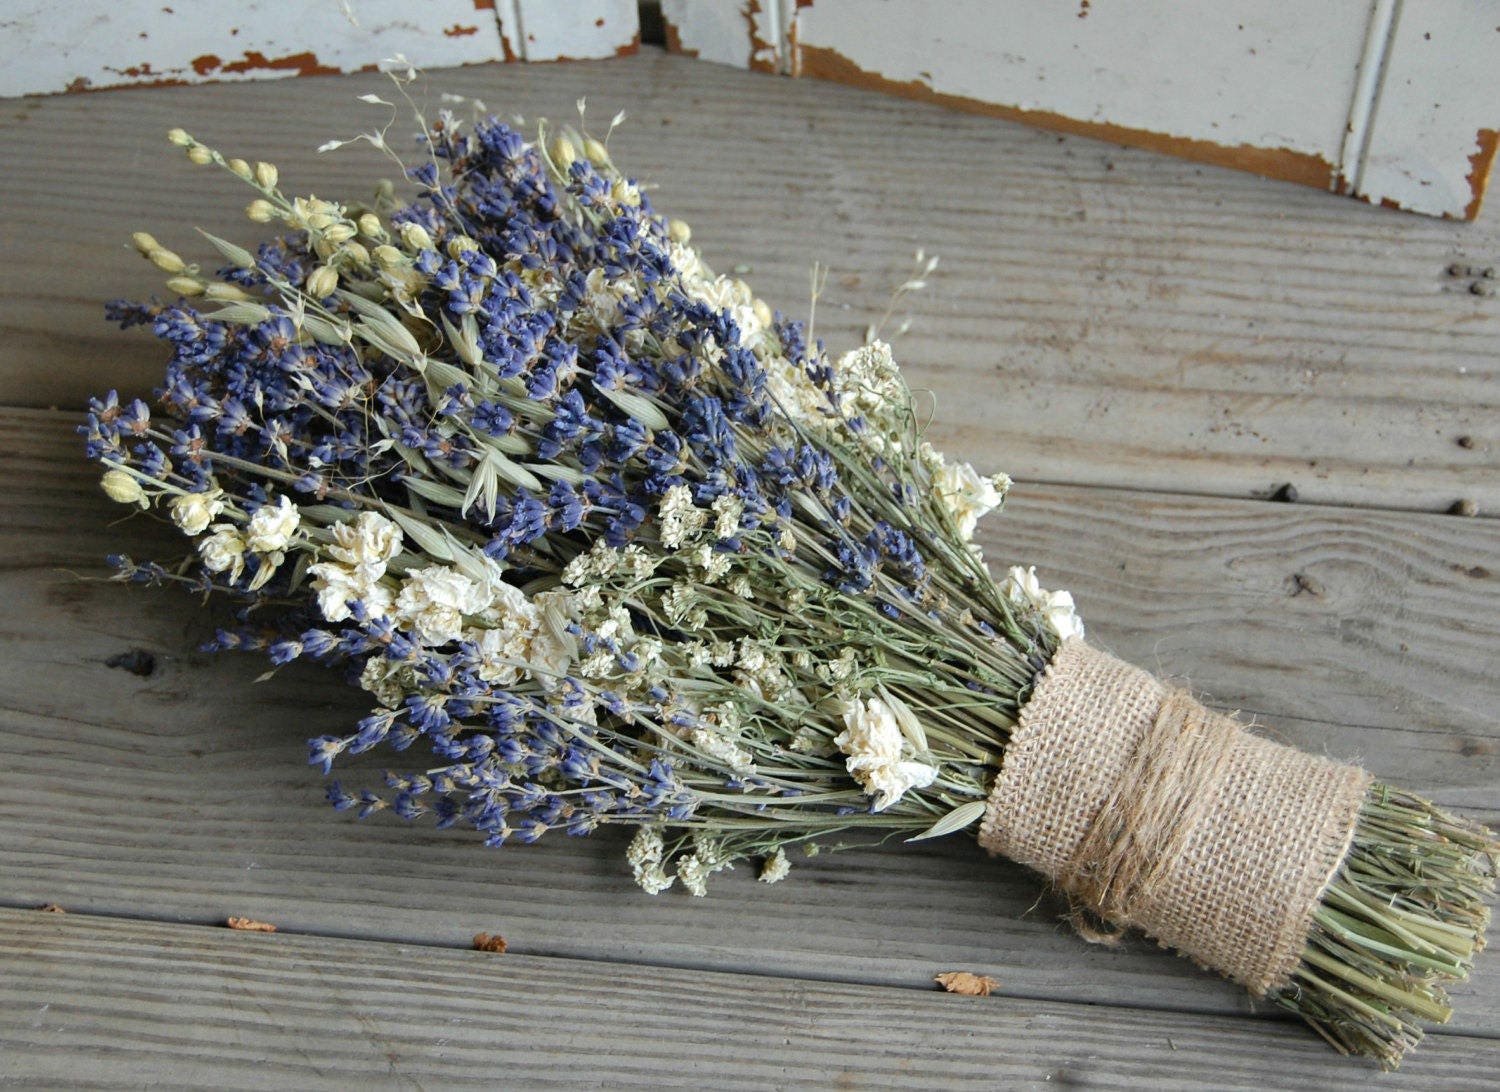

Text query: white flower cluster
(626, 827), (674, 895)
(688, 274), (772, 346)
(674, 834), (735, 897)
(308, 511), (404, 622)
(561, 540), (657, 586)
(1000, 565), (1085, 642)
(395, 564), (496, 646)
(197, 494), (301, 590)
(831, 340), (905, 419)
(580, 267), (634, 332)
(832, 696), (939, 811)
(657, 483), (708, 549)
(922, 443), (1012, 541)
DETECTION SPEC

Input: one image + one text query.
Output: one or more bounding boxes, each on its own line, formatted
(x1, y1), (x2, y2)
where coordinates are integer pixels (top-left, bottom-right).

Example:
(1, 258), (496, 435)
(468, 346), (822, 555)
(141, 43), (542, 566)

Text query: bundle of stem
(1274, 784), (1496, 1066)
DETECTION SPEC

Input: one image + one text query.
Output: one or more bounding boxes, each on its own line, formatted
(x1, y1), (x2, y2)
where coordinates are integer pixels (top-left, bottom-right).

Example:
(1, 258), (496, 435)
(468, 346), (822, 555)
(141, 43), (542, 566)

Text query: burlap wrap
(978, 640), (1371, 996)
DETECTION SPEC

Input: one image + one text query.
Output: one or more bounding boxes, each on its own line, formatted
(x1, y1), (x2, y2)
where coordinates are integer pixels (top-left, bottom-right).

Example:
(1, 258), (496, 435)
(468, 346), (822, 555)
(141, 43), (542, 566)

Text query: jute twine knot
(978, 640), (1371, 996)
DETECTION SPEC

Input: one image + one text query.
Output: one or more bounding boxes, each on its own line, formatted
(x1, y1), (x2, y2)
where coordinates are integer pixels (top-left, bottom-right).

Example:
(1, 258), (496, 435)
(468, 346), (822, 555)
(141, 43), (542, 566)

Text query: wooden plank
(3, 407), (1495, 1029)
(1, 910), (1495, 1088)
(1, 53), (1496, 510)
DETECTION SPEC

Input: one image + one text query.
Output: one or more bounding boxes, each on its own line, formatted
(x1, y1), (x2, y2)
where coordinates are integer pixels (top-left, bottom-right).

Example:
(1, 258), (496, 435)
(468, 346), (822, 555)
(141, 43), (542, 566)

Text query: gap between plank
(3, 899), (1494, 1040)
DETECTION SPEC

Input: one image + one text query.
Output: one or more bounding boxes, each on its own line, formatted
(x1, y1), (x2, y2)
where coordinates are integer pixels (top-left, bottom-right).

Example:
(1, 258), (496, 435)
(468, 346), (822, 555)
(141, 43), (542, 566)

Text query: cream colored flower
(627, 828), (675, 895)
(658, 483), (707, 549)
(690, 727), (756, 776)
(245, 495), (300, 553)
(358, 656), (404, 708)
(328, 511), (403, 576)
(308, 560), (392, 622)
(169, 488), (225, 535)
(198, 524), (246, 582)
(933, 459), (1010, 540)
(833, 696), (938, 811)
(1000, 565), (1084, 642)
(832, 340), (904, 416)
(758, 848), (791, 884)
(394, 564), (489, 646)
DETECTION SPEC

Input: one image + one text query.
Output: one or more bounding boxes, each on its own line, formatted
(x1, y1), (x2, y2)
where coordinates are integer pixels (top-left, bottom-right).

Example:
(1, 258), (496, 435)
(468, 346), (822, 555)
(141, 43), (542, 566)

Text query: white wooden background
(4, 2), (1495, 218)
(0, 0), (642, 94)
(662, 0), (1500, 220)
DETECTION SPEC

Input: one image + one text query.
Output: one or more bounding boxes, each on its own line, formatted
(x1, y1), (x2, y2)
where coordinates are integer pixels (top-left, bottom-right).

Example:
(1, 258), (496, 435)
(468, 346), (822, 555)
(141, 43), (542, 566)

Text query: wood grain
(3, 408), (1494, 1031)
(2, 909), (1496, 1089)
(1, 51), (1496, 511)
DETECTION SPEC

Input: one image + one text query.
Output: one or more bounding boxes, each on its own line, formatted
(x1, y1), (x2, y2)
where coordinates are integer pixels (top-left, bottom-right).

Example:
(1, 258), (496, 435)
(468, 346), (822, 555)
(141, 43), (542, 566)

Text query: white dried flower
(635, 863), (675, 895)
(198, 524), (246, 582)
(470, 624), (531, 686)
(1000, 565), (1085, 642)
(759, 848), (791, 884)
(394, 564), (489, 646)
(327, 511), (403, 576)
(690, 275), (764, 343)
(932, 459), (1010, 541)
(308, 560), (393, 623)
(169, 488), (225, 535)
(691, 727), (756, 776)
(358, 656), (404, 708)
(711, 494), (744, 539)
(245, 495), (300, 553)
(832, 340), (904, 416)
(658, 483), (707, 549)
(833, 697), (939, 812)
(581, 267), (632, 330)
(688, 542), (731, 582)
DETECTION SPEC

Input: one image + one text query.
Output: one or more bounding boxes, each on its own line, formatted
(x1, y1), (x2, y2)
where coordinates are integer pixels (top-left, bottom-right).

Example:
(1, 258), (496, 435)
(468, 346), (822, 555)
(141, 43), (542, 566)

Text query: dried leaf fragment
(935, 971), (998, 996)
(226, 916), (277, 932)
(36, 903), (67, 914)
(473, 932), (508, 953)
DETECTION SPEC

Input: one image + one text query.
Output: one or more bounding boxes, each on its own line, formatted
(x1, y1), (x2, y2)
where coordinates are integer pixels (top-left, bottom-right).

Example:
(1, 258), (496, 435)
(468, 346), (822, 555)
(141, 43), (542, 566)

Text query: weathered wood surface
(5, 911), (1495, 1090)
(2, 49), (1498, 1086)
(2, 408), (1495, 1051)
(2, 51), (1497, 512)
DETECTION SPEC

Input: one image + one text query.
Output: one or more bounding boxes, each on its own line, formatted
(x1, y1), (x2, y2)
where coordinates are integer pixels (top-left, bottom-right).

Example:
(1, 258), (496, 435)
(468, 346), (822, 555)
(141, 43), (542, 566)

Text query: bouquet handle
(981, 640), (1371, 995)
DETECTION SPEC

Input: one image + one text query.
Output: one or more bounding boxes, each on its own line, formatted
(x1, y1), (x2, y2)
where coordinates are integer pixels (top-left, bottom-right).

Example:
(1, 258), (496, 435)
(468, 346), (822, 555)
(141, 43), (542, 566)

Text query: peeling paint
(744, 0), (778, 74)
(444, 24), (480, 38)
(1463, 129), (1499, 221)
(797, 43), (1338, 191)
(662, 15), (696, 59)
(208, 50), (342, 78)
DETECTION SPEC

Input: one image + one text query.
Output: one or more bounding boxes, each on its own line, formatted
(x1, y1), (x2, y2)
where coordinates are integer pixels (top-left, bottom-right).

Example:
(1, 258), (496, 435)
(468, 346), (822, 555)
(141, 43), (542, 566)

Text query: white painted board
(0, 1), (641, 97)
(661, 0), (1500, 219)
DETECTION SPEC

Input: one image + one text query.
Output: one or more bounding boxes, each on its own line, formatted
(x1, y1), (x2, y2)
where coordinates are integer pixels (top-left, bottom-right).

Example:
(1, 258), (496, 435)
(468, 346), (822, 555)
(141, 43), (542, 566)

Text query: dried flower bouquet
(84, 86), (1495, 1067)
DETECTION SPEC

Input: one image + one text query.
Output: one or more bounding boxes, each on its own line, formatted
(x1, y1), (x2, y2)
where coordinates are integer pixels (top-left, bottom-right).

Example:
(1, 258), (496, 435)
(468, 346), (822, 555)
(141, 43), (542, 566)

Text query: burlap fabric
(978, 640), (1371, 995)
